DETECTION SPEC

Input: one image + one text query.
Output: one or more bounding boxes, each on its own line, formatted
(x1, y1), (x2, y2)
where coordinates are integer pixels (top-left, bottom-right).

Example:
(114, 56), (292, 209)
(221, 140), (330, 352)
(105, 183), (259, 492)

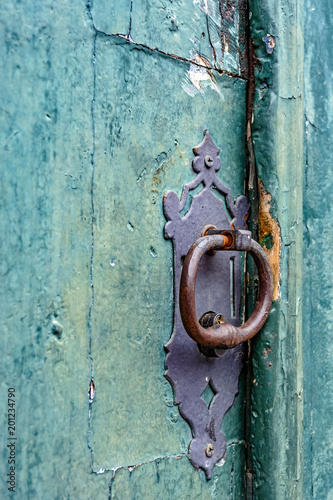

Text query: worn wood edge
(248, 0), (304, 498)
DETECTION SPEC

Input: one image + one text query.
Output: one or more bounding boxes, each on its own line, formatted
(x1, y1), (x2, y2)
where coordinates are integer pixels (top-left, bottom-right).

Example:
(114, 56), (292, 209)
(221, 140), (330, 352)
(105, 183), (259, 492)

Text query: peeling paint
(2, 0), (249, 496)
(51, 320), (63, 338)
(87, 0), (247, 488)
(263, 34), (276, 54)
(88, 379), (95, 403)
(258, 181), (281, 300)
(263, 346), (272, 358)
(182, 51), (220, 96)
(194, 0), (241, 74)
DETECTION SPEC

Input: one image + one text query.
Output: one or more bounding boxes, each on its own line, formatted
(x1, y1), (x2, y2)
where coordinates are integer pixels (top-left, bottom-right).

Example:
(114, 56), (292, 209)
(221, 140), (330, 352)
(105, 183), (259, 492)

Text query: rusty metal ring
(179, 234), (273, 349)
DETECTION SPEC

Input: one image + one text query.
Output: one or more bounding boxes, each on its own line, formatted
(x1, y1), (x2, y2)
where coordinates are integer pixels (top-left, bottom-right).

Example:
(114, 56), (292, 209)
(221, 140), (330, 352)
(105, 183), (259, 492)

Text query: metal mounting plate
(163, 130), (249, 478)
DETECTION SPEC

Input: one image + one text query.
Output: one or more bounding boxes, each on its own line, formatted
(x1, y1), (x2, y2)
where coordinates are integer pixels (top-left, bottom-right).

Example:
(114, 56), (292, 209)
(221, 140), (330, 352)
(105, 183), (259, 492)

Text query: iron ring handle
(179, 233), (273, 349)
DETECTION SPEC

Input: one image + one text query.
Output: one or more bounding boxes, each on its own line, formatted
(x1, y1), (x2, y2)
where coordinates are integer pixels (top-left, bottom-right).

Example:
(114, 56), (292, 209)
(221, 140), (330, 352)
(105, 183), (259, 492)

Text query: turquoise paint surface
(92, 0), (245, 75)
(90, 35), (247, 476)
(0, 1), (107, 497)
(303, 2), (333, 499)
(249, 1), (304, 498)
(109, 447), (246, 499)
(1, 0), (248, 497)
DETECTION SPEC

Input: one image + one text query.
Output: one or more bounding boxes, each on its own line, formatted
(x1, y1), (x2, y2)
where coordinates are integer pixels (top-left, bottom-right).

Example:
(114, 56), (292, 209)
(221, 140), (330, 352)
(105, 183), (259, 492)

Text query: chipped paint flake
(182, 52), (220, 97)
(258, 181), (281, 300)
(263, 34), (276, 54)
(194, 0), (240, 73)
(88, 379), (95, 403)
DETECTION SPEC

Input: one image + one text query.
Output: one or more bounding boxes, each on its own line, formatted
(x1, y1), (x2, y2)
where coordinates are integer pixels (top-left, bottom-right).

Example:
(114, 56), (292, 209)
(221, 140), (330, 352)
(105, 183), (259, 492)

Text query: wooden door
(1, 0), (332, 499)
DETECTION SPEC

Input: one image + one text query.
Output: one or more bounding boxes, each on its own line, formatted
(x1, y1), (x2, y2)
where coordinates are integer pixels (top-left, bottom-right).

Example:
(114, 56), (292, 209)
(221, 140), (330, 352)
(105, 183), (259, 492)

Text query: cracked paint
(0, 0), (250, 496)
(92, 0), (246, 77)
(88, 379), (95, 403)
(258, 181), (281, 301)
(1, 0), (110, 496)
(107, 446), (245, 498)
(194, 0), (242, 74)
(84, 0), (248, 493)
(182, 51), (221, 96)
(249, 1), (304, 494)
(88, 0), (246, 78)
(85, 1), (98, 473)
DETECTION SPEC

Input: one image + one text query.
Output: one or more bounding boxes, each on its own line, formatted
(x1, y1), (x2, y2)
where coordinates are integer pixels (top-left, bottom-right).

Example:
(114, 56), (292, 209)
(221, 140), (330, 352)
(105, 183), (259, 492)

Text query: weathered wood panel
(248, 1), (304, 498)
(89, 28), (247, 500)
(0, 1), (103, 498)
(303, 2), (333, 498)
(1, 1), (248, 498)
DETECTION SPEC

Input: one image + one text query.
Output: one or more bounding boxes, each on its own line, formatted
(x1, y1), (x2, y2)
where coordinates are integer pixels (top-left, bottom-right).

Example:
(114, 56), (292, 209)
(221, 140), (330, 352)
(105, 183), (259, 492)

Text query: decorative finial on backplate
(192, 130), (221, 185)
(163, 130), (248, 237)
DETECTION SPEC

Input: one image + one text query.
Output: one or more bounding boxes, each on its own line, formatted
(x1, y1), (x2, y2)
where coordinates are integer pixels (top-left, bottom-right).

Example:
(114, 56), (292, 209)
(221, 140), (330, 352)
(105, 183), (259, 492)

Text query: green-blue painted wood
(90, 35), (247, 472)
(1, 0), (248, 497)
(249, 1), (304, 498)
(6, 0), (331, 497)
(303, 2), (333, 499)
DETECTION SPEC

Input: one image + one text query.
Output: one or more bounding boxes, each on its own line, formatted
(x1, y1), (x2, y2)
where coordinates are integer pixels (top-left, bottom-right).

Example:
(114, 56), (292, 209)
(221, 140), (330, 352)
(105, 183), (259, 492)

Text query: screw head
(204, 155), (214, 168)
(205, 444), (214, 457)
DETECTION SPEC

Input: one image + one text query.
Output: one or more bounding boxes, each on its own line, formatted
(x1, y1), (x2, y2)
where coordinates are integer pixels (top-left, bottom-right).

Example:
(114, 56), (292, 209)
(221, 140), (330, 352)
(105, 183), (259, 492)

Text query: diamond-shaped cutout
(200, 380), (217, 409)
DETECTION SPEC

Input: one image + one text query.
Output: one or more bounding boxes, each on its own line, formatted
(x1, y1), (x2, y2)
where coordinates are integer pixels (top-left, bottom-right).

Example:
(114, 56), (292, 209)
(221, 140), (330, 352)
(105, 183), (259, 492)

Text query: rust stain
(152, 157), (170, 188)
(219, 0), (236, 23)
(237, 0), (248, 79)
(152, 163), (166, 187)
(152, 153), (178, 189)
(258, 180), (281, 300)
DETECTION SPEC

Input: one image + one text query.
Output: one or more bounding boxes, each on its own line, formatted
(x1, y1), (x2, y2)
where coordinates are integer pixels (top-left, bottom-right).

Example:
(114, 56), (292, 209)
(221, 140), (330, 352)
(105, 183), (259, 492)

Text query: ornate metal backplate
(163, 130), (249, 479)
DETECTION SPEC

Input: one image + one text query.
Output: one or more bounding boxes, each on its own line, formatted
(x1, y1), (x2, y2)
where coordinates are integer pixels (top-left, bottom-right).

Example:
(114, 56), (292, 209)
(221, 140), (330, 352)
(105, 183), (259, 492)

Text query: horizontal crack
(227, 440), (246, 447)
(102, 442), (244, 478)
(107, 454), (186, 499)
(94, 452), (186, 476)
(279, 94), (302, 100)
(86, 3), (245, 80)
(105, 32), (245, 79)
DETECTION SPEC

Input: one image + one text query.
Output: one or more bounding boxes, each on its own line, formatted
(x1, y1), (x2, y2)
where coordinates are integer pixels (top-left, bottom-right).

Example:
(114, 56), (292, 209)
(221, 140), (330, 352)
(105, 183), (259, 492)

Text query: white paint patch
(88, 379), (95, 403)
(182, 52), (220, 97)
(216, 456), (226, 467)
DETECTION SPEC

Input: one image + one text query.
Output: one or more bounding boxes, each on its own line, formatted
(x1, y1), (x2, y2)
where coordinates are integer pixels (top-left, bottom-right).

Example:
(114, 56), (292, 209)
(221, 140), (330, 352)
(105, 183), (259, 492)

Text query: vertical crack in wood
(244, 3), (258, 497)
(86, 1), (97, 471)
